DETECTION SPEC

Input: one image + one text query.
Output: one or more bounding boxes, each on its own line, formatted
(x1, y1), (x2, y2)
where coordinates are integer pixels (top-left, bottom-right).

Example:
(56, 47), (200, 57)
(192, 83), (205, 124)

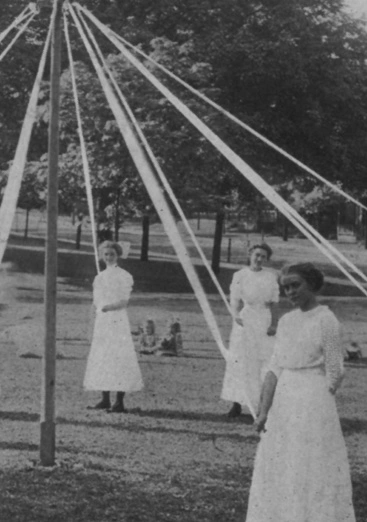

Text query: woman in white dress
(246, 262), (355, 522)
(84, 241), (143, 412)
(221, 243), (279, 418)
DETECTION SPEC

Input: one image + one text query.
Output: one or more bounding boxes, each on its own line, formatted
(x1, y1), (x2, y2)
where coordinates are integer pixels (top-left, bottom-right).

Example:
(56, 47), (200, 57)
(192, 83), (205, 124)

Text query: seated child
(156, 317), (183, 357)
(138, 318), (158, 355)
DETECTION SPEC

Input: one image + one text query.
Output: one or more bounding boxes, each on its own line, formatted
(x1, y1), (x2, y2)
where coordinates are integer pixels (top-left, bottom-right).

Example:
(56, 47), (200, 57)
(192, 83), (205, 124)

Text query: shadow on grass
(0, 411), (39, 422)
(55, 415), (258, 445)
(340, 417), (367, 435)
(0, 407), (251, 426)
(353, 473), (367, 522)
(0, 464), (250, 522)
(344, 357), (367, 369)
(1, 408), (364, 436)
(18, 352), (84, 361)
(0, 441), (38, 451)
(139, 354), (223, 363)
(17, 294), (91, 305)
(131, 408), (254, 424)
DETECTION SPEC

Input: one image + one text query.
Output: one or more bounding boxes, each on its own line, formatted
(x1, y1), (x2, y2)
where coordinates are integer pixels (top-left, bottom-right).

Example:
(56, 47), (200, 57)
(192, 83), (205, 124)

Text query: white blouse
(269, 305), (344, 391)
(93, 265), (133, 310)
(230, 267), (279, 311)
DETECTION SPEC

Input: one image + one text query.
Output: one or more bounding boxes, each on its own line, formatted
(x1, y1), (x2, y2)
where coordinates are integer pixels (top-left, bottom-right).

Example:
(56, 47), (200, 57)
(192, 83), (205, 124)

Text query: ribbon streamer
(110, 28), (367, 213)
(0, 4), (34, 45)
(0, 11), (37, 63)
(0, 14), (53, 264)
(76, 3), (367, 297)
(68, 5), (233, 374)
(63, 10), (100, 272)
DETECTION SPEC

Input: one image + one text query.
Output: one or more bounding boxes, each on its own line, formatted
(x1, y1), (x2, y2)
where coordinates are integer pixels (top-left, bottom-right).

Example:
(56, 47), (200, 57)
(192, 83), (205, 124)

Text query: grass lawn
(0, 264), (366, 521)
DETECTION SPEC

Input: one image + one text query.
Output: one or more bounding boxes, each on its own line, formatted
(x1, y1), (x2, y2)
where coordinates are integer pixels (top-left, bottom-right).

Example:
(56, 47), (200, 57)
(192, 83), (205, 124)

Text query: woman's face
(281, 273), (316, 310)
(103, 247), (118, 266)
(249, 248), (268, 270)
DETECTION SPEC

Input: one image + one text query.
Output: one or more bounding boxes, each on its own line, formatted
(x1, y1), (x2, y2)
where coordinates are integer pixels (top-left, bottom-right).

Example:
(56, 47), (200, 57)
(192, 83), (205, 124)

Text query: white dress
(221, 267), (279, 413)
(246, 305), (355, 522)
(84, 265), (143, 392)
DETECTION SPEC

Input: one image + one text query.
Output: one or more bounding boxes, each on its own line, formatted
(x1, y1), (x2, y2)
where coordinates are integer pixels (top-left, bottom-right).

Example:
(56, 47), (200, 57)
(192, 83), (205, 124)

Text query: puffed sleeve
(117, 270), (134, 300)
(229, 270), (243, 312)
(321, 311), (344, 393)
(92, 274), (102, 308)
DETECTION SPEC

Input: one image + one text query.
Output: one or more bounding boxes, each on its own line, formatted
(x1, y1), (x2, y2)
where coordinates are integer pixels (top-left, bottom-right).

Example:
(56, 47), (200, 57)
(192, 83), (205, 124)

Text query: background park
(1, 0), (367, 521)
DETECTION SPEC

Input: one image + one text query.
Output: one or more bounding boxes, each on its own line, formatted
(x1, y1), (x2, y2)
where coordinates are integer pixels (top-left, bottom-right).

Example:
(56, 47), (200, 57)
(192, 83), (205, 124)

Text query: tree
(0, 160), (46, 238)
(2, 0), (367, 248)
(98, 0), (367, 195)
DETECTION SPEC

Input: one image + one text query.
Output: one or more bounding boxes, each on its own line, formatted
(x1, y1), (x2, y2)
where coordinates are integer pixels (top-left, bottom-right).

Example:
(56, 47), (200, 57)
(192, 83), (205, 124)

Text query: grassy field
(1, 213), (367, 520)
(0, 264), (366, 521)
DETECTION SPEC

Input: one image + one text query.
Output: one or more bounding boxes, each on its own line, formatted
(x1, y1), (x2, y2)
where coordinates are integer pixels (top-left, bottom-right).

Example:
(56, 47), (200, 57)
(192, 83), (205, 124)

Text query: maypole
(40, 0), (63, 466)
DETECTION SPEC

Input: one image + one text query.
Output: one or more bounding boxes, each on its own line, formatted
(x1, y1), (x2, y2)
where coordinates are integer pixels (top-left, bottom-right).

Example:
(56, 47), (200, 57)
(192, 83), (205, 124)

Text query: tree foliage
(0, 0), (367, 225)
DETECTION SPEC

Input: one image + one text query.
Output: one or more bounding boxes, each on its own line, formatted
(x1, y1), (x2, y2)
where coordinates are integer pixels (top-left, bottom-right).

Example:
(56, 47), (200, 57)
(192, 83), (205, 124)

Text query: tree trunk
(114, 191), (120, 242)
(227, 236), (232, 263)
(96, 195), (101, 243)
(282, 216), (289, 242)
(75, 222), (82, 250)
(141, 215), (150, 261)
(24, 209), (30, 239)
(211, 211), (225, 274)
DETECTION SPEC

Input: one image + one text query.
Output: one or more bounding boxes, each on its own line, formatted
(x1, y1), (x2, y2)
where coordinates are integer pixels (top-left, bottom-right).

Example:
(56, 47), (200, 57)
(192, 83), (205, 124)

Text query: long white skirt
(84, 309), (143, 392)
(221, 306), (274, 413)
(246, 368), (355, 522)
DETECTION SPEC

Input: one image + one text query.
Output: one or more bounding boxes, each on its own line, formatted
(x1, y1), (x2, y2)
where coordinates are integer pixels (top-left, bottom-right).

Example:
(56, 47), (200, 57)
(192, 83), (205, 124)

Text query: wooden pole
(211, 210), (224, 274)
(40, 0), (63, 466)
(227, 236), (232, 263)
(141, 214), (150, 261)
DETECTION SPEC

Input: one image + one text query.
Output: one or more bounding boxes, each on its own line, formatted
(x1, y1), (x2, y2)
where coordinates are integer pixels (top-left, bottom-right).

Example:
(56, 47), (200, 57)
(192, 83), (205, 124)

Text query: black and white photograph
(0, 0), (366, 520)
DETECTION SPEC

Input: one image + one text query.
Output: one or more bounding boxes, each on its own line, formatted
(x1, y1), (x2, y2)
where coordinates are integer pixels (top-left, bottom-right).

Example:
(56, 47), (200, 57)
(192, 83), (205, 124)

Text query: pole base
(40, 421), (56, 466)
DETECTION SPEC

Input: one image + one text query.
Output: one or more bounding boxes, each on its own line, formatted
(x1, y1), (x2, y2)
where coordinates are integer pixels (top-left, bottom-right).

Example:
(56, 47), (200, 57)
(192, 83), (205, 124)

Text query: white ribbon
(109, 29), (367, 213)
(0, 15), (53, 264)
(0, 12), (37, 63)
(63, 11), (100, 273)
(68, 5), (232, 368)
(0, 4), (33, 45)
(75, 3), (367, 298)
(76, 7), (234, 319)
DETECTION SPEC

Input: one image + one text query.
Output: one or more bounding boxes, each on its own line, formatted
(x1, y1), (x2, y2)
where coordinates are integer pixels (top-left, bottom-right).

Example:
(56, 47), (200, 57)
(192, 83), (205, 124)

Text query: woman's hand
(254, 414), (267, 433)
(101, 299), (127, 313)
(235, 317), (244, 327)
(267, 325), (277, 336)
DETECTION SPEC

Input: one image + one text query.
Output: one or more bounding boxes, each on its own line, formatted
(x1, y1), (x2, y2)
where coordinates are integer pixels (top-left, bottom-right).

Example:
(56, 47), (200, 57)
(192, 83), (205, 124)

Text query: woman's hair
(249, 242), (273, 260)
(99, 240), (123, 259)
(280, 262), (324, 292)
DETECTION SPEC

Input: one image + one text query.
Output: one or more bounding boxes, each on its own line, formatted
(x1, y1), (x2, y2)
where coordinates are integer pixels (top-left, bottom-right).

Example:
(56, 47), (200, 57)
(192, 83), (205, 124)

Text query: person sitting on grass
(84, 241), (143, 413)
(156, 318), (183, 357)
(138, 318), (158, 355)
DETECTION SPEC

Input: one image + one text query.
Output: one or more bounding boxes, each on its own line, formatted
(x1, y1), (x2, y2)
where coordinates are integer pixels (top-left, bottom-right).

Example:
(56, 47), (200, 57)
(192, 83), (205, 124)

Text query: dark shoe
(109, 403), (126, 413)
(88, 399), (111, 410)
(228, 403), (242, 418)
